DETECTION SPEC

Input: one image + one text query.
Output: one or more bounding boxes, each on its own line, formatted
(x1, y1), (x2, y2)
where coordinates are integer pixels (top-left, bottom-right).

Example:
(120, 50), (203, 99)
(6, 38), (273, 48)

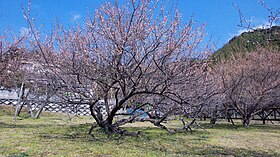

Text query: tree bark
(210, 117), (217, 125)
(242, 115), (252, 127)
(14, 82), (25, 120)
(34, 104), (45, 119)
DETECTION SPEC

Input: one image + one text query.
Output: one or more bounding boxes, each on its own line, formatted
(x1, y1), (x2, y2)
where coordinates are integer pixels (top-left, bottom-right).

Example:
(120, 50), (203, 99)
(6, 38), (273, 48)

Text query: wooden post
(262, 110), (266, 125)
(274, 109), (276, 120)
(14, 82), (25, 120)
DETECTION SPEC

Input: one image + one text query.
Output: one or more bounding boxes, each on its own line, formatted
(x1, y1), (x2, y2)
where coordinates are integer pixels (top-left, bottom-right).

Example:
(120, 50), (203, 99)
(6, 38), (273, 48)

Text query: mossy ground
(0, 106), (279, 157)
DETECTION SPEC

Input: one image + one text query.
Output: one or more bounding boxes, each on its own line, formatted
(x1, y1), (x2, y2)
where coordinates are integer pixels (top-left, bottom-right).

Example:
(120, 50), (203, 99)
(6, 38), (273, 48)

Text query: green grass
(0, 106), (280, 157)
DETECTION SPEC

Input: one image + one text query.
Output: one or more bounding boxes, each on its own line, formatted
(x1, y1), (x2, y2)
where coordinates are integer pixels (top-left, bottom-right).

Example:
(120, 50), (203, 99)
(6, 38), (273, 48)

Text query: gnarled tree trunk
(242, 115), (252, 128)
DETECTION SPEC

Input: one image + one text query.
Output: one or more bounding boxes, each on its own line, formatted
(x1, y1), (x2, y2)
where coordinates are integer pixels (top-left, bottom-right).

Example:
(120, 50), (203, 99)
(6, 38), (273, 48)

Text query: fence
(0, 99), (92, 116)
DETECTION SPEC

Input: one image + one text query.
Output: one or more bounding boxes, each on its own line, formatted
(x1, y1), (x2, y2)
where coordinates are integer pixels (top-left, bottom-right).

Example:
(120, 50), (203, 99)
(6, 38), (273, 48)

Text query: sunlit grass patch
(0, 106), (279, 157)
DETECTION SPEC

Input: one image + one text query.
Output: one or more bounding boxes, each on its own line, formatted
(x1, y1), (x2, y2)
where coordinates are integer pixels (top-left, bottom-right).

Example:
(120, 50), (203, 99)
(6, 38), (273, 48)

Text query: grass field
(0, 106), (280, 157)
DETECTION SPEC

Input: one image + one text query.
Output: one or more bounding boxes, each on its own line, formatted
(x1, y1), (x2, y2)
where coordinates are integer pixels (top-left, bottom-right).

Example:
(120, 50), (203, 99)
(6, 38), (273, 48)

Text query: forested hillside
(211, 26), (280, 61)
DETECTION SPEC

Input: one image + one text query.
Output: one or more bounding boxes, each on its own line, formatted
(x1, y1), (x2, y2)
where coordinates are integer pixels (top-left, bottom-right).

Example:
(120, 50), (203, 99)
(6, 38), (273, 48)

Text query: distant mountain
(210, 26), (280, 62)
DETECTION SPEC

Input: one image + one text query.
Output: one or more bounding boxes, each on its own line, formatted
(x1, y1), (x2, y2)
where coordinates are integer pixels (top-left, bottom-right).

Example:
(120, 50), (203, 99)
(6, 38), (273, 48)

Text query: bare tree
(216, 50), (280, 127)
(0, 35), (25, 85)
(20, 0), (210, 134)
(0, 33), (31, 120)
(234, 0), (279, 31)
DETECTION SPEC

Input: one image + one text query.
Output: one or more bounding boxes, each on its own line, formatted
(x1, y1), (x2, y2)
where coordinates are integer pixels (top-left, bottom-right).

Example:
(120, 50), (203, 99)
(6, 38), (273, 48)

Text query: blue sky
(0, 0), (279, 49)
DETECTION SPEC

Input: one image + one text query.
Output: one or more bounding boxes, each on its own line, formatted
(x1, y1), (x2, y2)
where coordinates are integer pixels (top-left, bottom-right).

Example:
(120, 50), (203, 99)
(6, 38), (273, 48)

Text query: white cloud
(19, 27), (30, 37)
(71, 14), (81, 22)
(253, 22), (276, 30)
(236, 28), (248, 36)
(227, 22), (276, 42)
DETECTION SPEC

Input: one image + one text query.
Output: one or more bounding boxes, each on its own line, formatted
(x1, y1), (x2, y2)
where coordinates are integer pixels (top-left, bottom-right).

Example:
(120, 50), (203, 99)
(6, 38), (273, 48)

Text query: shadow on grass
(0, 122), (45, 129)
(7, 152), (29, 157)
(204, 122), (280, 132)
(2, 120), (278, 157)
(34, 124), (278, 156)
(176, 145), (279, 157)
(0, 121), (70, 129)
